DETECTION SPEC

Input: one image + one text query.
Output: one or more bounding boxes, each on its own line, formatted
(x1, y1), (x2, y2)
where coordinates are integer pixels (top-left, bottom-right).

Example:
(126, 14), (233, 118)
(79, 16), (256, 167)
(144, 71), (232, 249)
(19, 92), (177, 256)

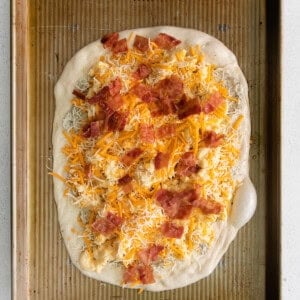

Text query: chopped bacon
(132, 83), (157, 103)
(156, 124), (176, 139)
(107, 111), (127, 131)
(192, 197), (223, 214)
(175, 95), (188, 111)
(108, 77), (122, 96)
(101, 32), (119, 49)
(178, 97), (202, 119)
(156, 189), (180, 218)
(123, 264), (140, 284)
(88, 77), (122, 104)
(106, 212), (123, 226)
(92, 212), (123, 235)
(121, 148), (143, 166)
(155, 97), (175, 115)
(153, 75), (184, 115)
(153, 33), (181, 50)
(118, 174), (133, 193)
(155, 75), (184, 100)
(84, 164), (93, 178)
(112, 38), (128, 54)
(202, 92), (224, 114)
(138, 245), (164, 265)
(106, 94), (123, 111)
(138, 264), (155, 284)
(139, 124), (155, 143)
(82, 121), (102, 138)
(203, 131), (224, 147)
(133, 35), (149, 52)
(90, 121), (101, 137)
(88, 86), (109, 104)
(82, 124), (91, 138)
(154, 152), (170, 170)
(161, 222), (184, 238)
(133, 64), (152, 80)
(156, 188), (200, 219)
(176, 152), (200, 177)
(118, 174), (132, 185)
(124, 264), (155, 284)
(72, 89), (86, 100)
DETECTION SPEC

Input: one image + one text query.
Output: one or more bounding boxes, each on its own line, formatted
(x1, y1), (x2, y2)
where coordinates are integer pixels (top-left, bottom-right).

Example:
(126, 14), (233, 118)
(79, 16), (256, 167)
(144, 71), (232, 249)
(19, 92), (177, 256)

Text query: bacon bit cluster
(124, 245), (164, 284)
(63, 31), (240, 286)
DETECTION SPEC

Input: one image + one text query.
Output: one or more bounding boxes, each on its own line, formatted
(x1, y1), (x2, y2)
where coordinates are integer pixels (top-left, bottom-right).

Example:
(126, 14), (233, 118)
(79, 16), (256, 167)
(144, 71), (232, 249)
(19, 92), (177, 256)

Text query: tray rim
(12, 0), (30, 299)
(11, 0), (282, 299)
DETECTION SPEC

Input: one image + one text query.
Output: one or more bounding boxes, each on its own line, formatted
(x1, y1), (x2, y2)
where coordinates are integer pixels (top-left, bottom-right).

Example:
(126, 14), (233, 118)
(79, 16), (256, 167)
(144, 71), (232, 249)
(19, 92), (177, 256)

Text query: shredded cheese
(54, 36), (244, 275)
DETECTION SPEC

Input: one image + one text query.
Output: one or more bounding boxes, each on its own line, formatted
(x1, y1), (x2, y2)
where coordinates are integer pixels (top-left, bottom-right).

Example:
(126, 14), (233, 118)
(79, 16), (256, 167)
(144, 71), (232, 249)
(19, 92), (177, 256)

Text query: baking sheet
(12, 0), (281, 299)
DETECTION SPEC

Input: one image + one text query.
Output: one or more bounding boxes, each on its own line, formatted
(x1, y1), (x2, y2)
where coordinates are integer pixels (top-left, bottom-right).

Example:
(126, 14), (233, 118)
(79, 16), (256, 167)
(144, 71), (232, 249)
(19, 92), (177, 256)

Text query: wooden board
(12, 0), (281, 299)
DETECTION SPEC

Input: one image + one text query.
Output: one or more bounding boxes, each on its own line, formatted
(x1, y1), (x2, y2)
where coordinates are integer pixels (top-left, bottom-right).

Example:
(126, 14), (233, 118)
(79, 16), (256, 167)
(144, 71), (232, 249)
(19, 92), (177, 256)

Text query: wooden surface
(12, 0), (280, 299)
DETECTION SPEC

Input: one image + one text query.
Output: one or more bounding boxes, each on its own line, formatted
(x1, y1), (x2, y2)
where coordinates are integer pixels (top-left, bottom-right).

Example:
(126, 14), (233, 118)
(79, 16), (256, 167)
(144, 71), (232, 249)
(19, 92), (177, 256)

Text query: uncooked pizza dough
(52, 26), (256, 291)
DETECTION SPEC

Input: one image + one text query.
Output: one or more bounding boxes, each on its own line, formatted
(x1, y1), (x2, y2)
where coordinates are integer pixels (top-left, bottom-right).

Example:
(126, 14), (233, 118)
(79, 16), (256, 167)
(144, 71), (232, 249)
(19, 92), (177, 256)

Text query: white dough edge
(52, 26), (257, 291)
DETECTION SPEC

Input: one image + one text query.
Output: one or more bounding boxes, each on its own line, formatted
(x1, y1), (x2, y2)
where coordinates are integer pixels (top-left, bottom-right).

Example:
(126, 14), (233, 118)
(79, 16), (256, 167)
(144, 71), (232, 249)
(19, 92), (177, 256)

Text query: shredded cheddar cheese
(53, 34), (244, 279)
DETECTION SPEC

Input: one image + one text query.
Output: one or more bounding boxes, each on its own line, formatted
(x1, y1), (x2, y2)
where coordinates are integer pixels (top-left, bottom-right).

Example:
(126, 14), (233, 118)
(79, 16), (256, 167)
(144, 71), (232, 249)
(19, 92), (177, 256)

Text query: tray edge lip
(12, 0), (30, 299)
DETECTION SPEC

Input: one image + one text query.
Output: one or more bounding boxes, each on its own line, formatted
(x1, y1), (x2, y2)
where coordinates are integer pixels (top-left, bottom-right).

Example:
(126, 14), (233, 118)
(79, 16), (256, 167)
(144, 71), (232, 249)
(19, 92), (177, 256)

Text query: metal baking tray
(12, 0), (281, 299)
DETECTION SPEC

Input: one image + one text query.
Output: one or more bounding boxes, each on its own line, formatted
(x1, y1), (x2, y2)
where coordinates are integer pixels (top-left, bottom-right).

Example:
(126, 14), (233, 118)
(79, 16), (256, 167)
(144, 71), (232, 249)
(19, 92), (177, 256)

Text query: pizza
(52, 26), (257, 291)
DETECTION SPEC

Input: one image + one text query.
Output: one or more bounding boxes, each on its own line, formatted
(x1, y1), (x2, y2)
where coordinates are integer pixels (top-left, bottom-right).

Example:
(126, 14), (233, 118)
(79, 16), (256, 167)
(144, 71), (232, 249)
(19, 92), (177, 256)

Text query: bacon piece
(82, 121), (102, 138)
(156, 189), (180, 218)
(154, 152), (170, 170)
(192, 197), (223, 214)
(161, 222), (184, 238)
(155, 98), (175, 115)
(138, 245), (164, 265)
(139, 124), (155, 143)
(155, 75), (184, 100)
(118, 175), (133, 194)
(124, 264), (155, 284)
(82, 124), (91, 138)
(123, 265), (140, 284)
(121, 148), (143, 166)
(108, 77), (122, 96)
(132, 83), (157, 103)
(101, 32), (119, 49)
(178, 97), (202, 119)
(92, 212), (123, 235)
(88, 77), (122, 105)
(106, 212), (123, 226)
(90, 121), (101, 137)
(112, 38), (128, 54)
(203, 131), (224, 147)
(175, 95), (188, 111)
(106, 94), (123, 111)
(156, 188), (199, 219)
(153, 33), (181, 50)
(84, 164), (93, 178)
(133, 64), (152, 80)
(72, 89), (86, 100)
(118, 174), (132, 185)
(156, 124), (176, 139)
(202, 92), (224, 114)
(133, 35), (149, 52)
(176, 152), (200, 177)
(154, 76), (184, 115)
(88, 86), (109, 104)
(107, 111), (127, 131)
(138, 264), (155, 284)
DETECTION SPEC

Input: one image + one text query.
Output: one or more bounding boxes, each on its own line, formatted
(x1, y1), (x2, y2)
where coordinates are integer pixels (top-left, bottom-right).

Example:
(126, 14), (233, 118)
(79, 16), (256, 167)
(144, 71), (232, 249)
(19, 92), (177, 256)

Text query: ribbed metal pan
(12, 0), (281, 299)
